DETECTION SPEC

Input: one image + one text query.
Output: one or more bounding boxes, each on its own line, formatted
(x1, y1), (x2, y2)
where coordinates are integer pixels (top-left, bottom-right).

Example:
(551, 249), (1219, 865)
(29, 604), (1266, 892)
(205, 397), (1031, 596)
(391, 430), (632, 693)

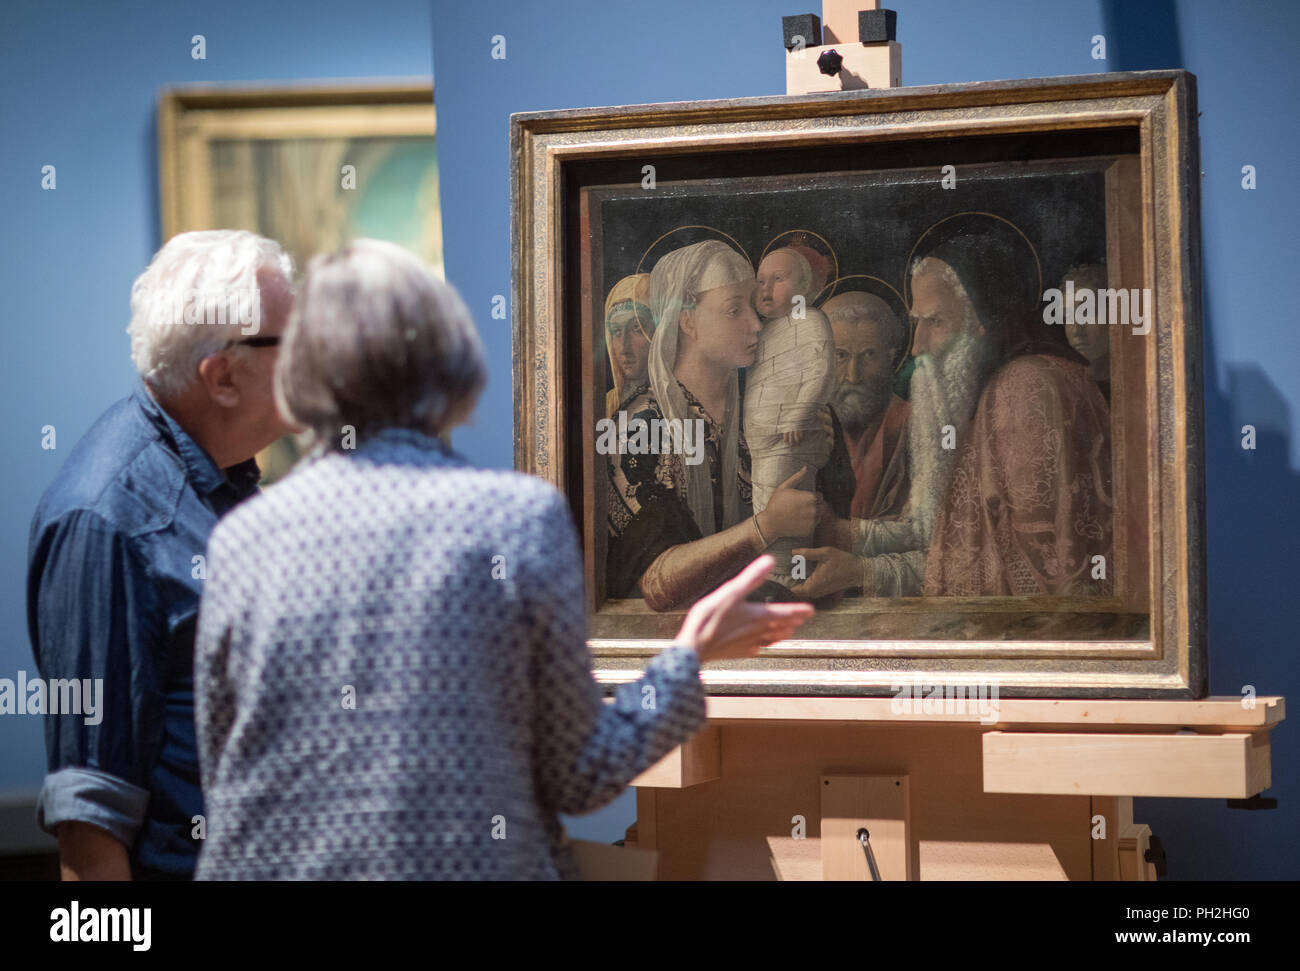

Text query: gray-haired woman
(192, 239), (812, 880)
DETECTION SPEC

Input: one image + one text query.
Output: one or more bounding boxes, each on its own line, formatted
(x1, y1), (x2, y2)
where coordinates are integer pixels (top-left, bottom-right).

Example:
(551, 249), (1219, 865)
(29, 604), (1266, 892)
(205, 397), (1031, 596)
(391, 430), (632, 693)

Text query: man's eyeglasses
(228, 336), (281, 349)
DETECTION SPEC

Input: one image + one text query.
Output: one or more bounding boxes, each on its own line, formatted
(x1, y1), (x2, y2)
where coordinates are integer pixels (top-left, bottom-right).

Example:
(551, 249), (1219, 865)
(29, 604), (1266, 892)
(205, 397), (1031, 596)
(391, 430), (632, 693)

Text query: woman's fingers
(716, 603), (813, 644)
(735, 553), (777, 589)
(730, 600), (813, 624)
(763, 602), (815, 619)
(702, 556), (777, 621)
(713, 554), (775, 606)
(762, 620), (804, 641)
(775, 465), (809, 492)
(688, 554), (772, 618)
(685, 557), (817, 661)
(733, 602), (813, 625)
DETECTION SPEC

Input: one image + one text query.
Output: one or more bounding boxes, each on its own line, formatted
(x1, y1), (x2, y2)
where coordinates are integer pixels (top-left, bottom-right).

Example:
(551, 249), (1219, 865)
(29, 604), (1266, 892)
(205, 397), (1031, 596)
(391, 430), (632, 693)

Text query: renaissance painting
(517, 71), (1205, 697)
(594, 172), (1119, 612)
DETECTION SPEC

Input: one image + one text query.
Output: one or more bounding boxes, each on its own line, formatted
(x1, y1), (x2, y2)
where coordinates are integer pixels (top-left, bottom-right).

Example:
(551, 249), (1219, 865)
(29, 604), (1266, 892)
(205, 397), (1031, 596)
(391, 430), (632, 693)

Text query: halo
(818, 274), (913, 374)
(631, 225), (752, 343)
(759, 229), (839, 297)
(636, 224), (752, 277)
(902, 211), (1043, 308)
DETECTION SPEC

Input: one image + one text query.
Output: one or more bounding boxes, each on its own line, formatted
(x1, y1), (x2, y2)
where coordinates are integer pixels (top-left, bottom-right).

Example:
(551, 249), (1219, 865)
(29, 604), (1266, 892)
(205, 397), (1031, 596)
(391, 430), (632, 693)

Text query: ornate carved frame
(511, 71), (1205, 698)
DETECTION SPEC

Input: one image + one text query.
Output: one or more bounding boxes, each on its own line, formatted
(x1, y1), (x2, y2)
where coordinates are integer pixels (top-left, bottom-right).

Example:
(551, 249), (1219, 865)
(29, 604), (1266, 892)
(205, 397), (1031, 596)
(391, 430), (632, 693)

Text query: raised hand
(675, 554), (815, 662)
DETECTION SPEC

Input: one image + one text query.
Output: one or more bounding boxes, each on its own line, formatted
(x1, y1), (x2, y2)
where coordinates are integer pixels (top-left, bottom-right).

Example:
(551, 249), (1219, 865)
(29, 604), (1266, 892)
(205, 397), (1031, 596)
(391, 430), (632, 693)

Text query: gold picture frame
(511, 71), (1206, 698)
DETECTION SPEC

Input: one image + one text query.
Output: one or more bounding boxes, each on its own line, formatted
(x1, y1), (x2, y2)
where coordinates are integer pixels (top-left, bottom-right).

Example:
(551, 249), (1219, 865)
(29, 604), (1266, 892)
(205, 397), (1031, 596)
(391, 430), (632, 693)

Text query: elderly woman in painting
(193, 238), (813, 880)
(606, 239), (822, 610)
(604, 273), (655, 418)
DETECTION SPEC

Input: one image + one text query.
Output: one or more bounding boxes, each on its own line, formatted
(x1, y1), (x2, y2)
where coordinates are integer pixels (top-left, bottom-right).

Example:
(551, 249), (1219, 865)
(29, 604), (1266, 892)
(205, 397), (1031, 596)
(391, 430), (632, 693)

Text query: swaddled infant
(744, 247), (836, 587)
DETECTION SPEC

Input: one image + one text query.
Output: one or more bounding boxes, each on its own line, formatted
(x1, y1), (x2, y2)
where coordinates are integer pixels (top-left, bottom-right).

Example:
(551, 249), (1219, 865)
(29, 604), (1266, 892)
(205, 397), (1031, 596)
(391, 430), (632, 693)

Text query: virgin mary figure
(605, 240), (818, 610)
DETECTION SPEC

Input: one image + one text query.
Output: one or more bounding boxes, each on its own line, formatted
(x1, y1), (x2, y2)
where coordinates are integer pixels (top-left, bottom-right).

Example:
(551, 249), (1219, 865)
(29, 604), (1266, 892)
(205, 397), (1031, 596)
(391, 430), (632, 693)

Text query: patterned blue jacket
(194, 427), (705, 879)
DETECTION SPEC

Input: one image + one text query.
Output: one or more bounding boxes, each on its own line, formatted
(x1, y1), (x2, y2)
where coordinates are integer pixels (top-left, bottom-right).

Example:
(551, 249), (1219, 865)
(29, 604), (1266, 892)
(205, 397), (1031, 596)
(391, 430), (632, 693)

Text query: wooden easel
(610, 3), (1288, 881)
(626, 696), (1283, 880)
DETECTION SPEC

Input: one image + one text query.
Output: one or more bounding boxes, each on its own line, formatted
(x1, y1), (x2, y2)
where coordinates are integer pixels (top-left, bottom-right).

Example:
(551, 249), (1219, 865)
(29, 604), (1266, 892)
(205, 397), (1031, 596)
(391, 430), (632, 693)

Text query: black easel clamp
(1225, 794), (1278, 810)
(1144, 835), (1168, 877)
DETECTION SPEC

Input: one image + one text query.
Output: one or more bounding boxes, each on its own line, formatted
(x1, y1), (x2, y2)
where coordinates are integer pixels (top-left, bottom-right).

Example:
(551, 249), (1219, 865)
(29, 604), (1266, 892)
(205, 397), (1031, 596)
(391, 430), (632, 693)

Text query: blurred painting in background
(158, 82), (441, 483)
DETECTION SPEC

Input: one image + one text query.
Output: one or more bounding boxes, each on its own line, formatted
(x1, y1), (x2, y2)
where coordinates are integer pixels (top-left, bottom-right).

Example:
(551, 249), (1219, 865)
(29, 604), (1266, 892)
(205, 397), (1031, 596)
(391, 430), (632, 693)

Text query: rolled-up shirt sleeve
(523, 489), (707, 816)
(36, 767), (150, 847)
(28, 510), (163, 846)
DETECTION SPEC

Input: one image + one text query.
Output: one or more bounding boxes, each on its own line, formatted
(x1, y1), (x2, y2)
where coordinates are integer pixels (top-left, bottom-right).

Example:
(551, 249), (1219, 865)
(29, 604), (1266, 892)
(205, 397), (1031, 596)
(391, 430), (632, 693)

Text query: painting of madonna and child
(583, 159), (1152, 640)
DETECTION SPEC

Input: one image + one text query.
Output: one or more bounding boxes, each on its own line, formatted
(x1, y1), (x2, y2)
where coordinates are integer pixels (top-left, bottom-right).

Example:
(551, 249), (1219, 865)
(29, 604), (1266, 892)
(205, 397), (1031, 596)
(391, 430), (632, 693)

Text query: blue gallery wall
(431, 0), (1300, 877)
(0, 0), (434, 810)
(2, 0), (1296, 877)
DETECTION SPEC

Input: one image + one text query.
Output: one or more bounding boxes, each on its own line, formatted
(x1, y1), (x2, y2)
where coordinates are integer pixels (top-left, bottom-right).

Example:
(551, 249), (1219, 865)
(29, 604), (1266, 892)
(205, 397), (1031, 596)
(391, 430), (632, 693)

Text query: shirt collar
(358, 425), (453, 455)
(132, 380), (261, 499)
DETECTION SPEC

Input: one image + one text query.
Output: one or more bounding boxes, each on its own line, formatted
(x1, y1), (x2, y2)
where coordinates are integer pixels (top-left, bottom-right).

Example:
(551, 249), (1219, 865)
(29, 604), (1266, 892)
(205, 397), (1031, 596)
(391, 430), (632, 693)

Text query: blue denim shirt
(27, 381), (260, 878)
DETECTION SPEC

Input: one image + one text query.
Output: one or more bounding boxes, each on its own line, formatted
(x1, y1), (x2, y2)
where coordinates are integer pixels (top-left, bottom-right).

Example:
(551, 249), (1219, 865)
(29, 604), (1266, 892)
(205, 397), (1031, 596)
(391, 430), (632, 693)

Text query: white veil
(647, 239), (753, 536)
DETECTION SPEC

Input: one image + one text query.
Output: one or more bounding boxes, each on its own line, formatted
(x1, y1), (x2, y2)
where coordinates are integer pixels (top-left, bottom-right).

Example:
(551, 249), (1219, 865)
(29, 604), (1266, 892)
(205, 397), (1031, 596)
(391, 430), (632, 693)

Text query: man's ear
(196, 352), (240, 408)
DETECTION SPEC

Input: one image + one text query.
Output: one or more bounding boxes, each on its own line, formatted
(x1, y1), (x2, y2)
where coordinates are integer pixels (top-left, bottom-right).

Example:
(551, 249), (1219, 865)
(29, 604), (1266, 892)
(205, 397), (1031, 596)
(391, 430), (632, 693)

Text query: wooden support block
(786, 41), (900, 93)
(1118, 824), (1157, 881)
(570, 840), (659, 880)
(983, 731), (1271, 798)
(630, 725), (721, 788)
(820, 774), (914, 880)
(822, 0), (879, 44)
(1091, 796), (1158, 880)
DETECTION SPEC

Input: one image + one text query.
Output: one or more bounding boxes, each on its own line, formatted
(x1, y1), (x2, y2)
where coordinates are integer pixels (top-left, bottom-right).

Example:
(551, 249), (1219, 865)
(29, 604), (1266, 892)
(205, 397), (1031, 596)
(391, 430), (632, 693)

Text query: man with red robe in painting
(822, 289), (911, 522)
(917, 227), (1114, 597)
(796, 218), (1113, 599)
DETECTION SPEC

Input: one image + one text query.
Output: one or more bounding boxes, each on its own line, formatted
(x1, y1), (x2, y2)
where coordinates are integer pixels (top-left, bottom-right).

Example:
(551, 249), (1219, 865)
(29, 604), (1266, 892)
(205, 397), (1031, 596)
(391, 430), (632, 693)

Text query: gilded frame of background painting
(517, 70), (1205, 698)
(158, 80), (441, 481)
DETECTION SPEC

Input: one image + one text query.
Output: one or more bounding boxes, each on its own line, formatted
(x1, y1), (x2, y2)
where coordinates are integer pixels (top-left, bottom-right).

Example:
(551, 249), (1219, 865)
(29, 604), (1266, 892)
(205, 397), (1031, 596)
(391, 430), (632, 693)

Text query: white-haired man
(27, 230), (296, 880)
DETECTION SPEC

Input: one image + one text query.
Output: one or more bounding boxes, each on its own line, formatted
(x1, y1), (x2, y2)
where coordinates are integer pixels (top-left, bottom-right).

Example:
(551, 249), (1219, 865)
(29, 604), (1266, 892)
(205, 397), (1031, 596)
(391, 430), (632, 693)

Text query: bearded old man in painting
(798, 219), (1114, 599)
